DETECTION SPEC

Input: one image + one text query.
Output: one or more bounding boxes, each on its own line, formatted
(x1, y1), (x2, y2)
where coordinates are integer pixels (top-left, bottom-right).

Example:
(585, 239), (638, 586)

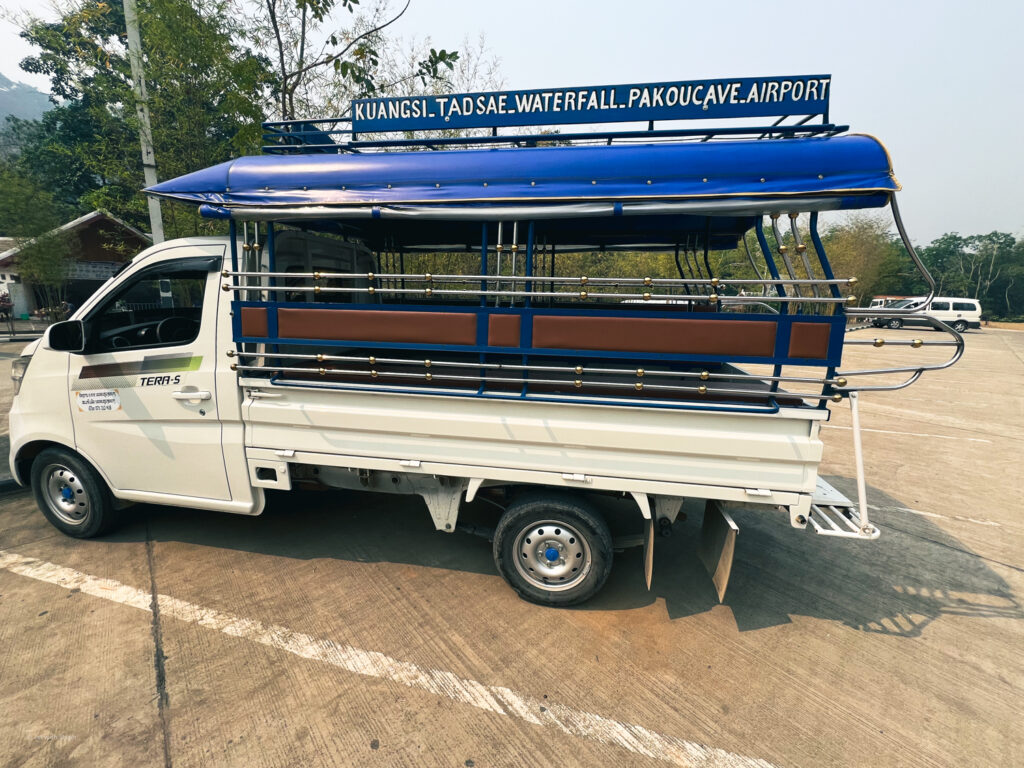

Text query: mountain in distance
(0, 71), (52, 121)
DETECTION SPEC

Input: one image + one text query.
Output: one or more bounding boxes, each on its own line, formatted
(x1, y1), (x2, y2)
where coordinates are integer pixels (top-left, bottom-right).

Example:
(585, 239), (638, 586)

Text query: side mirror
(47, 320), (86, 353)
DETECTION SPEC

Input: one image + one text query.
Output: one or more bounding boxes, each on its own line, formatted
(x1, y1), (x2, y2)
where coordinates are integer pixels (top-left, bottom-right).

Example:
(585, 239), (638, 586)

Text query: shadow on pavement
(98, 477), (1022, 636)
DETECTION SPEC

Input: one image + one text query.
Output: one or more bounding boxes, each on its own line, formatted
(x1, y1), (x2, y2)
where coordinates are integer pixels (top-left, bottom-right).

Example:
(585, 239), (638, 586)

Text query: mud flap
(643, 517), (655, 590)
(697, 500), (739, 603)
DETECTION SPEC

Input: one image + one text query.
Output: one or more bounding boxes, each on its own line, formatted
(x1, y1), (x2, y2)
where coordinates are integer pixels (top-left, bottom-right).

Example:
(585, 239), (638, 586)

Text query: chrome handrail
(834, 311), (964, 393)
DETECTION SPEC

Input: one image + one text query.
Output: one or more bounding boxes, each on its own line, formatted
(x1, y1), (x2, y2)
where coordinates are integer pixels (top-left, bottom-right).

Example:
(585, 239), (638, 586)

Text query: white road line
(820, 424), (991, 443)
(0, 550), (775, 768)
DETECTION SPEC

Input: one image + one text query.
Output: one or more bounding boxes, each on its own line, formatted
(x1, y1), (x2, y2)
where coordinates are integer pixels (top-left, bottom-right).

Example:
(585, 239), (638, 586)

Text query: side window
(930, 301), (950, 311)
(952, 302), (976, 312)
(87, 266), (208, 352)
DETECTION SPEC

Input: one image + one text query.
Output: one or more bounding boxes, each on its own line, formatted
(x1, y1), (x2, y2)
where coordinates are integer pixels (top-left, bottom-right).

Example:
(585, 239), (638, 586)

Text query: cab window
(87, 265), (207, 352)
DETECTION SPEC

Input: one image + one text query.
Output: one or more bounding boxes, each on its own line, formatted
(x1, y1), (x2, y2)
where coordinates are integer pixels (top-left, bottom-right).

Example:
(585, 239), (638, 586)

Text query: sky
(1, 0), (1022, 243)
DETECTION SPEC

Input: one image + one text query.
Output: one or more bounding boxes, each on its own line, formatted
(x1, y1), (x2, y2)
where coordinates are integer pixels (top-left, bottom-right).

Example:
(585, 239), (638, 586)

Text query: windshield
(887, 299), (920, 309)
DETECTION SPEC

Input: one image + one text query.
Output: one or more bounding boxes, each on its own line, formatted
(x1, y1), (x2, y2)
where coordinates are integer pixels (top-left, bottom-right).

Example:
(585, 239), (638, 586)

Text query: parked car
(871, 297), (981, 332)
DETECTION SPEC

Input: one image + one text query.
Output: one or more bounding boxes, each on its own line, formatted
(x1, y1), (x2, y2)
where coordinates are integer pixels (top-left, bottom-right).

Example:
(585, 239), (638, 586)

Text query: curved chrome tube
(835, 312), (964, 393)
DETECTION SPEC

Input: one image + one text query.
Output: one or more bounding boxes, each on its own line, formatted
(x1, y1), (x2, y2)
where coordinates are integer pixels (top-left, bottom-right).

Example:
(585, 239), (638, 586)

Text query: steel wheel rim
(42, 463), (90, 526)
(512, 519), (592, 592)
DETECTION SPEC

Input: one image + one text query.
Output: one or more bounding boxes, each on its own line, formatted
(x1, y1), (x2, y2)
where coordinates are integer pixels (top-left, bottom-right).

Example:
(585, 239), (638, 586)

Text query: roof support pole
(123, 0), (164, 243)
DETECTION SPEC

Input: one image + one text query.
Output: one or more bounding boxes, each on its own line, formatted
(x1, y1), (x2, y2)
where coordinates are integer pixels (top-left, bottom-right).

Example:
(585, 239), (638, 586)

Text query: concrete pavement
(0, 328), (1021, 767)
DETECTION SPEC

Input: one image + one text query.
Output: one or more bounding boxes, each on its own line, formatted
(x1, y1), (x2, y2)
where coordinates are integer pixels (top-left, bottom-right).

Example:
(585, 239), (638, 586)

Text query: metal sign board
(352, 75), (831, 133)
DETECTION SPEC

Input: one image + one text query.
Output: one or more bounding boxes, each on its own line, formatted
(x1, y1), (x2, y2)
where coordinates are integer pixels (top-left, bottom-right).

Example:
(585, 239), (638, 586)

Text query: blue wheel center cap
(544, 547), (560, 562)
(61, 487), (73, 501)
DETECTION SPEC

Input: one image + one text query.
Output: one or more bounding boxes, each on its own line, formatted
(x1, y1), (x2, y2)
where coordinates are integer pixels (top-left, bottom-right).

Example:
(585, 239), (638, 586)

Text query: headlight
(11, 355), (32, 397)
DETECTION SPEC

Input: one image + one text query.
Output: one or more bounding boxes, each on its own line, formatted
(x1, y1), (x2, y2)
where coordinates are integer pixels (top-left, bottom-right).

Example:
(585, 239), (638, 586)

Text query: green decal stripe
(141, 355), (203, 374)
(78, 355), (202, 380)
(73, 355), (203, 389)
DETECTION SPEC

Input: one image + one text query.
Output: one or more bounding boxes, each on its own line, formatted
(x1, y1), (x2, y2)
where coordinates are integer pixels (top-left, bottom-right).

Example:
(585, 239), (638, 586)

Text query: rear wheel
(493, 492), (613, 606)
(951, 320), (968, 333)
(31, 447), (118, 538)
(887, 318), (903, 329)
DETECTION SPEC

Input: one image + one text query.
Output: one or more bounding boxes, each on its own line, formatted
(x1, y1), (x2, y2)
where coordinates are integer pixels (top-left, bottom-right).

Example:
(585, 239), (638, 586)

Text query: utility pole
(123, 0), (164, 243)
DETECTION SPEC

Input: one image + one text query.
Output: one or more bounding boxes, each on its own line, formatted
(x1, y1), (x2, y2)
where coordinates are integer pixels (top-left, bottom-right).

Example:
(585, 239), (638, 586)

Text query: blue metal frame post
(755, 218), (787, 398)
(479, 222), (488, 394)
(810, 211), (842, 408)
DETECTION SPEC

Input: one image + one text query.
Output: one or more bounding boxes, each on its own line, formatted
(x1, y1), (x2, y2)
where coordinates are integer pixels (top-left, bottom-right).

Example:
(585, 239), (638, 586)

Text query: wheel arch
(14, 440), (77, 486)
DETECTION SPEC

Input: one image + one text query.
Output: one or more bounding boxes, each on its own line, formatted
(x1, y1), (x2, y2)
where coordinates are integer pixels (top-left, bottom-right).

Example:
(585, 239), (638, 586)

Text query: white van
(871, 297), (981, 332)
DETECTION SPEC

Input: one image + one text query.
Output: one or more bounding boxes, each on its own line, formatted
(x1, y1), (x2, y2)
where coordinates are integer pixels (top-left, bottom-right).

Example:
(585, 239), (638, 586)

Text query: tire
(493, 492), (613, 606)
(886, 318), (903, 329)
(31, 447), (118, 538)
(951, 320), (968, 333)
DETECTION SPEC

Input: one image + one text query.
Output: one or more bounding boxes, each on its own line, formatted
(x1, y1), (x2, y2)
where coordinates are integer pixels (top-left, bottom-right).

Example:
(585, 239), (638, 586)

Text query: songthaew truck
(8, 76), (963, 605)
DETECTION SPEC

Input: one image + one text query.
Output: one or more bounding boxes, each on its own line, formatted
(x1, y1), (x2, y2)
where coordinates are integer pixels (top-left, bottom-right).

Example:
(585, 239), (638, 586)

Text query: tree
(254, 0), (459, 119)
(13, 0), (273, 236)
(0, 160), (79, 317)
(920, 231), (1020, 314)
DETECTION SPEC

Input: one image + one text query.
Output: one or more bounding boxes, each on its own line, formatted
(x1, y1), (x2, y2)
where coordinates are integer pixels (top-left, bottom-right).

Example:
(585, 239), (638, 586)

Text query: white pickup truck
(8, 114), (961, 605)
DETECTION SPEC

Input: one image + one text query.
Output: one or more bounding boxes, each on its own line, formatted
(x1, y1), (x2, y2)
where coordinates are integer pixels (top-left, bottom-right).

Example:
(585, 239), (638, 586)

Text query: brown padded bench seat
(277, 308), (477, 345)
(241, 307), (832, 361)
(533, 316), (777, 358)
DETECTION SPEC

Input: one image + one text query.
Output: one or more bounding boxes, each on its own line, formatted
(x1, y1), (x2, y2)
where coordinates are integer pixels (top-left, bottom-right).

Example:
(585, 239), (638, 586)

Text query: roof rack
(262, 74), (848, 154)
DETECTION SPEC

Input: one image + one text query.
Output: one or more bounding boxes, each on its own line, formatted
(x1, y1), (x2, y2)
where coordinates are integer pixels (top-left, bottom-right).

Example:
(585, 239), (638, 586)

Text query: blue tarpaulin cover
(146, 135), (898, 215)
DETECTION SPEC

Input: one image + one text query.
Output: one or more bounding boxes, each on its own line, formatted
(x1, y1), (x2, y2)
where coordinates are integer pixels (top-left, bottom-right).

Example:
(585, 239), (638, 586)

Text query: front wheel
(493, 492), (613, 606)
(31, 447), (118, 538)
(887, 318), (903, 329)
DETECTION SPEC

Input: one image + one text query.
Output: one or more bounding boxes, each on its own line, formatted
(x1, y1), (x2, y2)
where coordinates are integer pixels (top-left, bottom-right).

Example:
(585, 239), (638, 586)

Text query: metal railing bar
(224, 270), (855, 287)
(231, 363), (833, 401)
(223, 283), (852, 304)
(231, 350), (841, 386)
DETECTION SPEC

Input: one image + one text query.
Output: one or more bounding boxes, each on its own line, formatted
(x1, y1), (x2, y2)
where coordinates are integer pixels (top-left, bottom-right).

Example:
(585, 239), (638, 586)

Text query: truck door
(68, 250), (230, 500)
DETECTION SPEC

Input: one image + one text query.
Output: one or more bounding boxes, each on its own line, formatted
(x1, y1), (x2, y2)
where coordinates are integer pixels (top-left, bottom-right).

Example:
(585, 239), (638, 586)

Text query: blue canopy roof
(146, 134), (898, 218)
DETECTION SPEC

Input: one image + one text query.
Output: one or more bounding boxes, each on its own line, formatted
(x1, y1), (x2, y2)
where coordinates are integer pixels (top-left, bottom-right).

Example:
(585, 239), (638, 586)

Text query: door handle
(172, 390), (212, 401)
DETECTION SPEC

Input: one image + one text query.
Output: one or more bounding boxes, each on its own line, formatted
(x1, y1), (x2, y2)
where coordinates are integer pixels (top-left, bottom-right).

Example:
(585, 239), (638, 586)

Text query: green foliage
(15, 230), (79, 314)
(808, 213), (1024, 318)
(0, 160), (79, 313)
(257, 0), (459, 119)
(0, 160), (74, 238)
(13, 0), (274, 237)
